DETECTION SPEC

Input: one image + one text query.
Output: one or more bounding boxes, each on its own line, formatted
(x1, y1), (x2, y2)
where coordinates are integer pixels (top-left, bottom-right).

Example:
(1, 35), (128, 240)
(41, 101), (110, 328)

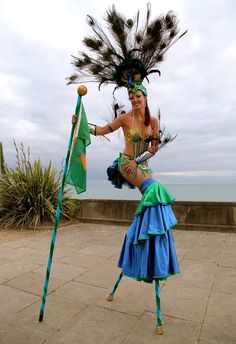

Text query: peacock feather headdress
(67, 3), (187, 95)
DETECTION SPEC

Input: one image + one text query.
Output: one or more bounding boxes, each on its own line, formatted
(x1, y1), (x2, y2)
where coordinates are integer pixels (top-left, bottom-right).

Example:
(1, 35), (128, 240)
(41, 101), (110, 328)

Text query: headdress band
(129, 84), (148, 96)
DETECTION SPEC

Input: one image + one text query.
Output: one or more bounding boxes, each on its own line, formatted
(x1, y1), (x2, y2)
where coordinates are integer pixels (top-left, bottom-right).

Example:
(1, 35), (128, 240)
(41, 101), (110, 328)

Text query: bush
(0, 143), (79, 229)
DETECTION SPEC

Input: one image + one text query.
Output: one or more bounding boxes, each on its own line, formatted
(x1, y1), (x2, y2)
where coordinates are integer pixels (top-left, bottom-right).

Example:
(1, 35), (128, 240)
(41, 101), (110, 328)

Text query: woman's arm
(149, 117), (159, 154)
(90, 114), (125, 136)
(72, 114), (125, 136)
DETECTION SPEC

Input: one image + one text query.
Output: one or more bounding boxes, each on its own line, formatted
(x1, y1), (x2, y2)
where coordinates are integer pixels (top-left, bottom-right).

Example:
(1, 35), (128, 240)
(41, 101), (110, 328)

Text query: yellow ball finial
(77, 85), (88, 96)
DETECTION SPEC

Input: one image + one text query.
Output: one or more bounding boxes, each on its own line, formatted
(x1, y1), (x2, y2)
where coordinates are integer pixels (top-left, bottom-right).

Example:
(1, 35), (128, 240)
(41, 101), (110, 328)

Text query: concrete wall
(78, 199), (236, 232)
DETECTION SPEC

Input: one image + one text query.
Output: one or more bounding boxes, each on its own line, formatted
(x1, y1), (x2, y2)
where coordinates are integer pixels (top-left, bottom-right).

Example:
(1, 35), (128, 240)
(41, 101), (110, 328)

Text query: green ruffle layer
(136, 181), (175, 215)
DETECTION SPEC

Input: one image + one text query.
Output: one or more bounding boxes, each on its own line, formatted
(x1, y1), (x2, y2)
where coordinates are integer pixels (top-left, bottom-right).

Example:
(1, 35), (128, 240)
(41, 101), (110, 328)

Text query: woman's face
(129, 90), (147, 110)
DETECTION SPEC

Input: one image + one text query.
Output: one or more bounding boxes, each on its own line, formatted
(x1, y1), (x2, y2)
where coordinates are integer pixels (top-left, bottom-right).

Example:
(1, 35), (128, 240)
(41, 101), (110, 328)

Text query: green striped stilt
(155, 279), (164, 335)
(107, 272), (123, 301)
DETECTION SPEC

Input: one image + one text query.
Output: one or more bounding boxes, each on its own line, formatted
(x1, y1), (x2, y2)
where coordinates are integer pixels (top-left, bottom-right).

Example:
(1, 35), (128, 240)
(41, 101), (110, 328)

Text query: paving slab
(184, 232), (227, 262)
(199, 291), (236, 344)
(195, 232), (226, 246)
(212, 267), (236, 295)
(94, 276), (156, 317)
(123, 312), (201, 344)
(74, 259), (122, 288)
(1, 239), (30, 248)
(219, 248), (236, 268)
(223, 237), (236, 249)
(0, 257), (11, 265)
(78, 242), (120, 258)
(167, 258), (218, 290)
(52, 280), (107, 305)
(99, 231), (128, 248)
(6, 293), (88, 334)
(17, 251), (54, 265)
(57, 251), (107, 268)
(43, 305), (138, 344)
(4, 271), (68, 296)
(0, 284), (39, 319)
(35, 261), (88, 281)
(8, 239), (52, 251)
(173, 230), (201, 250)
(0, 276), (7, 284)
(175, 247), (189, 258)
(0, 322), (49, 344)
(0, 260), (42, 280)
(160, 284), (210, 323)
(184, 244), (223, 262)
(0, 246), (42, 261)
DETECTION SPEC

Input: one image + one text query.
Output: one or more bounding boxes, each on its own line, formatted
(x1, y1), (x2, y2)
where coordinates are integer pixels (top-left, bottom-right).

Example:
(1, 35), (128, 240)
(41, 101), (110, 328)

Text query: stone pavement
(0, 223), (236, 344)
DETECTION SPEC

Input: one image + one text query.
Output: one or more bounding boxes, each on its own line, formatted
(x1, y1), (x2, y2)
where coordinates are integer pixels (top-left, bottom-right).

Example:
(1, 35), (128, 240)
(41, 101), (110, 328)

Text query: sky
(0, 0), (235, 184)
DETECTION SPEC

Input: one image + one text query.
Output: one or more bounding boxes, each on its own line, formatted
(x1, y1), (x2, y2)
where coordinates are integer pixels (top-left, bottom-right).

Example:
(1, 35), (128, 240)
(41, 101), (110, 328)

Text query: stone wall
(78, 199), (236, 232)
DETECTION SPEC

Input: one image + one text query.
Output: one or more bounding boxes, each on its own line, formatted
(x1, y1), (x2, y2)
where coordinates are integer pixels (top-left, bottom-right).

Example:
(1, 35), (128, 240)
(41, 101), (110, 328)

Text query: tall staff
(39, 86), (88, 322)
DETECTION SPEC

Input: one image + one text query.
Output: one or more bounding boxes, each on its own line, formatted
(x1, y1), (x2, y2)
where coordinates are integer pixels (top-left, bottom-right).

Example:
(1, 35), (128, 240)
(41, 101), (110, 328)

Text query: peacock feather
(67, 3), (187, 93)
(157, 108), (177, 149)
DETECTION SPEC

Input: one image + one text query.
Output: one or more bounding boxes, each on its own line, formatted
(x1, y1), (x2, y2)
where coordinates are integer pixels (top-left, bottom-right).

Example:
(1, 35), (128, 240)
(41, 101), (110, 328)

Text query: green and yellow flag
(66, 102), (90, 194)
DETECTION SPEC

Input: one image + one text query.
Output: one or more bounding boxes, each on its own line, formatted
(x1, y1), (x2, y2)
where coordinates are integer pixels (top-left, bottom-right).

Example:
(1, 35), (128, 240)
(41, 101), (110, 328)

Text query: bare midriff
(122, 130), (152, 158)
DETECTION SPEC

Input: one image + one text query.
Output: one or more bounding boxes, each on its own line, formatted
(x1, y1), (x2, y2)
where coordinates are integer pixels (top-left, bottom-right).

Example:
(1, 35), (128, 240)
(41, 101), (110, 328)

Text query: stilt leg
(155, 280), (164, 335)
(107, 272), (123, 301)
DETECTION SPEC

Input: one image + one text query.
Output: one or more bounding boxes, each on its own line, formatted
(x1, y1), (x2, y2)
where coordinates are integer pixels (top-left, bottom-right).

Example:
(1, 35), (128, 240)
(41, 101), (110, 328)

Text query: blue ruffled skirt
(118, 178), (179, 283)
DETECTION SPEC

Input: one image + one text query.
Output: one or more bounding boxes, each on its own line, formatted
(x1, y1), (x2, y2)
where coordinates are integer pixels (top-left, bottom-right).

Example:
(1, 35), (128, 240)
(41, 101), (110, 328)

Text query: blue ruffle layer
(118, 182), (179, 283)
(131, 204), (177, 244)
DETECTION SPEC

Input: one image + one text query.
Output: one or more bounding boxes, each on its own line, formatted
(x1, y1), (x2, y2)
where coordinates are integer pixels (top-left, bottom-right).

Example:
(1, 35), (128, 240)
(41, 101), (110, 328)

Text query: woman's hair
(145, 103), (151, 126)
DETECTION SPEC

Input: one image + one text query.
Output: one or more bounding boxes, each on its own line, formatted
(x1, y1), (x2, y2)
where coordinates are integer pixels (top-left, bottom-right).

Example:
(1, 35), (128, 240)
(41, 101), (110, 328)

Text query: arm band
(88, 123), (97, 136)
(107, 125), (114, 132)
(135, 150), (154, 164)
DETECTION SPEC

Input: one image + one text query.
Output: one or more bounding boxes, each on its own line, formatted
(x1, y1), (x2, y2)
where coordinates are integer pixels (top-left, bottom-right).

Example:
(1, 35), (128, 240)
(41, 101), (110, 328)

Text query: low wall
(78, 199), (236, 233)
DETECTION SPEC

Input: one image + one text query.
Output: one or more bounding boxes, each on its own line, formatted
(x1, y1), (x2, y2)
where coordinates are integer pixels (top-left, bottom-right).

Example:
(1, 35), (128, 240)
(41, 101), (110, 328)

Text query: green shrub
(0, 143), (79, 229)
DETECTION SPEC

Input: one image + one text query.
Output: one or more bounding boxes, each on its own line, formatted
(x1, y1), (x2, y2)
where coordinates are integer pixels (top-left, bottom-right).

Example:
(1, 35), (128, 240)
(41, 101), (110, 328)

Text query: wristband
(135, 150), (154, 164)
(88, 123), (97, 136)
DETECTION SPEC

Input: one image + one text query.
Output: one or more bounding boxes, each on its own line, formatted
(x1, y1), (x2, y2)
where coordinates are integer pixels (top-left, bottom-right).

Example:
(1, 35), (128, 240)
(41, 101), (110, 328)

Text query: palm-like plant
(0, 142), (79, 229)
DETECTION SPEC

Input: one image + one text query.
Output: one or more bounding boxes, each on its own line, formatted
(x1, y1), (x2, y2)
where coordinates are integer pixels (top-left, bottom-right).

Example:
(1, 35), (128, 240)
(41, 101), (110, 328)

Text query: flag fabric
(66, 102), (91, 194)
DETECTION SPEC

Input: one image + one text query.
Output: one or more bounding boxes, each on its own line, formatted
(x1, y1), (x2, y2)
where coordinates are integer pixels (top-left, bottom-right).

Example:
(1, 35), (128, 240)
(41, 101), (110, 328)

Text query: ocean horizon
(71, 180), (236, 202)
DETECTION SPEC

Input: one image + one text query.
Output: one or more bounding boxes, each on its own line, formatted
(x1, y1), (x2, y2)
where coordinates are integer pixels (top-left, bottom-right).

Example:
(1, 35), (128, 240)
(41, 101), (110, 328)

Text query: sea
(72, 180), (236, 202)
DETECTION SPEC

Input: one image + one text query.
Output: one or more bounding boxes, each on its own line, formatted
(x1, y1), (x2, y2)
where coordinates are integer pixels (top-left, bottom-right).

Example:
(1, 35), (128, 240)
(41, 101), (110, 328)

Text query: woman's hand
(72, 115), (77, 124)
(148, 146), (157, 154)
(124, 160), (137, 174)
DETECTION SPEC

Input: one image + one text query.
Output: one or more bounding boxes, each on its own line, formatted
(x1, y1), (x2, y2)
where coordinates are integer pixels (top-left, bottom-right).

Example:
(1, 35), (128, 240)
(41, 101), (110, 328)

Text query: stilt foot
(155, 325), (164, 335)
(107, 294), (114, 302)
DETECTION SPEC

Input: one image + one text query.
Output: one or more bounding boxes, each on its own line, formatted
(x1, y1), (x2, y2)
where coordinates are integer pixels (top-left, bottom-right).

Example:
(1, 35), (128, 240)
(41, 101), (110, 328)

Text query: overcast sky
(0, 0), (235, 184)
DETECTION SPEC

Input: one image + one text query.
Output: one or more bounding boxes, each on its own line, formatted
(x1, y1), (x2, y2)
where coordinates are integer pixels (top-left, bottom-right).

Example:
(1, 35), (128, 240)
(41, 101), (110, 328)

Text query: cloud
(0, 0), (86, 51)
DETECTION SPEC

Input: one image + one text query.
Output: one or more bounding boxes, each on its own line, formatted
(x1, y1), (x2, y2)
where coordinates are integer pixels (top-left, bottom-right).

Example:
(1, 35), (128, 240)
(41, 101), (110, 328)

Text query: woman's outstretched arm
(90, 115), (125, 135)
(72, 113), (125, 136)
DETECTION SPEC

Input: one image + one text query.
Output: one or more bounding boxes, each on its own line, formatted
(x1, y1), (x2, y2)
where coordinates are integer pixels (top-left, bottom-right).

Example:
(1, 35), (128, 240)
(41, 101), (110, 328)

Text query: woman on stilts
(70, 4), (186, 334)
